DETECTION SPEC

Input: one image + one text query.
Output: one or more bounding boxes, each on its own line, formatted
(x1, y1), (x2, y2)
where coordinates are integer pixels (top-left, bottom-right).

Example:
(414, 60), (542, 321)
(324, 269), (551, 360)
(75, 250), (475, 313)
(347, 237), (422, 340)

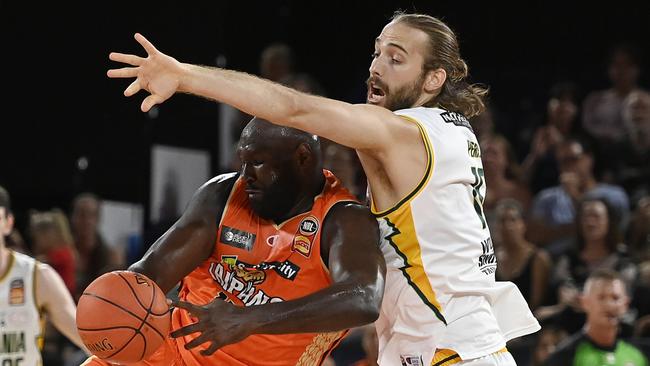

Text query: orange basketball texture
(76, 271), (171, 364)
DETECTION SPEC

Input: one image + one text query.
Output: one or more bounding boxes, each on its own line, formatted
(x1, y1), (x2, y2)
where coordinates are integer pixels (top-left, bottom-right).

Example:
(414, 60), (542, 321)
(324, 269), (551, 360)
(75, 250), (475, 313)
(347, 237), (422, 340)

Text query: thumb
(141, 95), (163, 112)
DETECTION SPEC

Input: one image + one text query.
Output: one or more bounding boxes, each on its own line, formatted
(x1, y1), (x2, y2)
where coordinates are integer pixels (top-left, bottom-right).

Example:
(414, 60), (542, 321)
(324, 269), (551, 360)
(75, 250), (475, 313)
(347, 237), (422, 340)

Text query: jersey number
(471, 167), (487, 229)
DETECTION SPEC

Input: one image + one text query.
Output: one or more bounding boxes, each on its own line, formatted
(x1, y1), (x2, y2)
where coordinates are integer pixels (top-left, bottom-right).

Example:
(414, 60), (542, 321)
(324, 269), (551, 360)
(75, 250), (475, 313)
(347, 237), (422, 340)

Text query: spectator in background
(544, 269), (648, 366)
(582, 43), (644, 145)
(532, 325), (568, 366)
(260, 43), (295, 82)
(481, 134), (531, 215)
(70, 192), (124, 298)
(538, 198), (637, 335)
(527, 138), (630, 257)
(6, 227), (29, 254)
(618, 91), (650, 195)
(521, 82), (582, 194)
(582, 43), (647, 181)
(628, 195), (650, 261)
(29, 209), (77, 295)
(494, 199), (552, 311)
(323, 142), (365, 200)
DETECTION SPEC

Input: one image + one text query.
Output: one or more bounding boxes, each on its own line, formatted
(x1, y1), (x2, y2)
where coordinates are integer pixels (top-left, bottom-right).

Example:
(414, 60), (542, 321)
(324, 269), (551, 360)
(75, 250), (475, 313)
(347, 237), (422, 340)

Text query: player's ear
(424, 68), (446, 94)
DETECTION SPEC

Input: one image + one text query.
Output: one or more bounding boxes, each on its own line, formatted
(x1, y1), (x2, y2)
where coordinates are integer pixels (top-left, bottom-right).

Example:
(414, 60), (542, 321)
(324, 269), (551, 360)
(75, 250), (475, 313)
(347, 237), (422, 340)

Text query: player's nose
(369, 57), (382, 77)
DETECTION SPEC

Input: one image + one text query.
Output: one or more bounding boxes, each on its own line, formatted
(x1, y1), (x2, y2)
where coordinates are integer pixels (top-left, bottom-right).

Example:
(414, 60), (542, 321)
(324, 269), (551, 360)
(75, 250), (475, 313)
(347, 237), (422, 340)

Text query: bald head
(239, 118), (320, 154)
(236, 118), (323, 221)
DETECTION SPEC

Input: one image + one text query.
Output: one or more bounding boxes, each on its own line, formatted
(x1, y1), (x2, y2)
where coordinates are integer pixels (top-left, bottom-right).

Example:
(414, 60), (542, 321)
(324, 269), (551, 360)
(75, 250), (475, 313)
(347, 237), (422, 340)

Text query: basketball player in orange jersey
(108, 11), (540, 366)
(81, 118), (385, 366)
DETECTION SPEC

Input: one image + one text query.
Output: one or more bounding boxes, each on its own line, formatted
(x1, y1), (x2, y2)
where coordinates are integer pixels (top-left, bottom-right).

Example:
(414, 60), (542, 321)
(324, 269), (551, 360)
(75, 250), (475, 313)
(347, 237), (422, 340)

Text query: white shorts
(455, 351), (516, 366)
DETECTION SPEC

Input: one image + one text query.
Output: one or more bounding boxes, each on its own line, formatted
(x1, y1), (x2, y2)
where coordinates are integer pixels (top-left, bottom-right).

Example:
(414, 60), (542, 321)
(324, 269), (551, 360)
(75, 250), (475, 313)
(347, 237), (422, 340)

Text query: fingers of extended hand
(134, 33), (158, 55)
(184, 332), (212, 350)
(200, 342), (221, 356)
(142, 95), (164, 112)
(124, 80), (141, 96)
(107, 67), (139, 79)
(109, 52), (144, 66)
(170, 323), (203, 339)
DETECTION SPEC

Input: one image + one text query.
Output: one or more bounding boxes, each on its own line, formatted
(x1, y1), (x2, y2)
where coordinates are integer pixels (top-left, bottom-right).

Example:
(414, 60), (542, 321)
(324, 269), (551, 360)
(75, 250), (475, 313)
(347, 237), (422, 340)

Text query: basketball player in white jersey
(107, 11), (540, 365)
(0, 186), (89, 366)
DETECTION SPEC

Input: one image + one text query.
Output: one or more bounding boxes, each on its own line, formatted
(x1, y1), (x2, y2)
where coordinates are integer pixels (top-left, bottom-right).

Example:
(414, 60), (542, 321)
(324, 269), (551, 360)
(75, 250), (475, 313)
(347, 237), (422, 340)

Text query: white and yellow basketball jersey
(371, 107), (540, 364)
(0, 251), (44, 366)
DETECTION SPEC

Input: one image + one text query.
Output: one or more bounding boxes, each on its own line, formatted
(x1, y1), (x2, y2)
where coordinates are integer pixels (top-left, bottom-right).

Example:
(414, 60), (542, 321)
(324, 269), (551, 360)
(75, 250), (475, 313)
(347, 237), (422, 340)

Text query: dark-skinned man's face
(237, 141), (302, 221)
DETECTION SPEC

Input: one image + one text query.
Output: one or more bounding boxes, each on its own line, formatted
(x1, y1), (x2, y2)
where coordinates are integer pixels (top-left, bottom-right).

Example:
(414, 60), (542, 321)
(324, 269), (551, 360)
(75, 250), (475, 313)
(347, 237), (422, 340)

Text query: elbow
(354, 283), (383, 324)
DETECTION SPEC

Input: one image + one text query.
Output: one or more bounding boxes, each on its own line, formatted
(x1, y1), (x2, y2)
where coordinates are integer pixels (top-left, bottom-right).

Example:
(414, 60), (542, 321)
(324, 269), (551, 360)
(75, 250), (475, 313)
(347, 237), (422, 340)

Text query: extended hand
(107, 33), (185, 112)
(170, 298), (257, 355)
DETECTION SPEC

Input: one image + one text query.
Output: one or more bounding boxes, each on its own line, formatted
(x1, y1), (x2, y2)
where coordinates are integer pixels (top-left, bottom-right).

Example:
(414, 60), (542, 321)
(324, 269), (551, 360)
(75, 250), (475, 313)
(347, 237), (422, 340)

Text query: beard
(368, 74), (426, 111)
(248, 170), (301, 221)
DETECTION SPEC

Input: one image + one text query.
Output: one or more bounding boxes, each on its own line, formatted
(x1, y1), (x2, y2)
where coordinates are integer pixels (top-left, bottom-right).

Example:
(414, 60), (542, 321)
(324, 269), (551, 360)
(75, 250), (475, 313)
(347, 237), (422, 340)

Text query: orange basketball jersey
(173, 170), (357, 366)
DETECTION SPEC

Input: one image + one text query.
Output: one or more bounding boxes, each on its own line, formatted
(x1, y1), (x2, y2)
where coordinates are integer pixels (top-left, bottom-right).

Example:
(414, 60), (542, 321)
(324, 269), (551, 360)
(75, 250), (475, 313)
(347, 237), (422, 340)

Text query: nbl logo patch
(299, 216), (319, 236)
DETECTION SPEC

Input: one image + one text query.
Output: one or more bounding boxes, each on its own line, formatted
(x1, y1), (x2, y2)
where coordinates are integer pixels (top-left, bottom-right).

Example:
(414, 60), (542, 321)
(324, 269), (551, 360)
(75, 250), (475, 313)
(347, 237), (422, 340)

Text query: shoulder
(324, 202), (376, 228)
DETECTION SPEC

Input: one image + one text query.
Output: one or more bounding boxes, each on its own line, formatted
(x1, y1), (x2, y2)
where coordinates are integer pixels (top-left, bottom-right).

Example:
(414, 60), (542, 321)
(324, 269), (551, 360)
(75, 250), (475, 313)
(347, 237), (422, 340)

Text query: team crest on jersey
(400, 355), (423, 366)
(9, 279), (24, 306)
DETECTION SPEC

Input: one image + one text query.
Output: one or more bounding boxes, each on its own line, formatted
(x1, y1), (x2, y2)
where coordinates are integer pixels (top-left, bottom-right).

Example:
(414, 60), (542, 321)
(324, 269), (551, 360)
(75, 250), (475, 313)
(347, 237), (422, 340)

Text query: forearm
(181, 65), (303, 128)
(178, 64), (390, 150)
(248, 281), (382, 334)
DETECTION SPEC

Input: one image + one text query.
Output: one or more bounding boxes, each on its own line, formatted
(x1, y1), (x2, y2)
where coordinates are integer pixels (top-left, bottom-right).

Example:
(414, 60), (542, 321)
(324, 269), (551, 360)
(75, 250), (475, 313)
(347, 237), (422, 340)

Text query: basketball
(76, 271), (171, 364)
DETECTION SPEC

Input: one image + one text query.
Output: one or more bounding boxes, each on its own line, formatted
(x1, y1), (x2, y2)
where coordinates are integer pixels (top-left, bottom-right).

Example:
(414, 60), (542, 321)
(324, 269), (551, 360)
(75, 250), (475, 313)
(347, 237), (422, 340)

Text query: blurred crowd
(2, 40), (649, 365)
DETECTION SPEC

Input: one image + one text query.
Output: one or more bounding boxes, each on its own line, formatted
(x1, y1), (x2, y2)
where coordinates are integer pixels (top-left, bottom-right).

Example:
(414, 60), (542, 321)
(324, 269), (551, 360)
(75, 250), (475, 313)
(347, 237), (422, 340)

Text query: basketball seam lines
(117, 272), (170, 316)
(81, 293), (166, 340)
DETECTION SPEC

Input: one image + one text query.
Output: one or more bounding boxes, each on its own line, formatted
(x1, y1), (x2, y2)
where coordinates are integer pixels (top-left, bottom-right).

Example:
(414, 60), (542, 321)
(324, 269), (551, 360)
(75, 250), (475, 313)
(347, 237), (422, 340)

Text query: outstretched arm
(129, 173), (235, 293)
(108, 33), (416, 151)
(36, 263), (90, 354)
(170, 202), (385, 355)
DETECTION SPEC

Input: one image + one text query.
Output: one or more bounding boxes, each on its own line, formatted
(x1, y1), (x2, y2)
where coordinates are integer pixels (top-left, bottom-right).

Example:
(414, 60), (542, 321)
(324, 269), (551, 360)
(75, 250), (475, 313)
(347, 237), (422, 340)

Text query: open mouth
(367, 82), (386, 104)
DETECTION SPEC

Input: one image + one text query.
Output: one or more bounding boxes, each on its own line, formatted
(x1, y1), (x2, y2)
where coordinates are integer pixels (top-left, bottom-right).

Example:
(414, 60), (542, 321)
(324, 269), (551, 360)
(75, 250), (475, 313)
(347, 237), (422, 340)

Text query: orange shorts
(80, 337), (185, 366)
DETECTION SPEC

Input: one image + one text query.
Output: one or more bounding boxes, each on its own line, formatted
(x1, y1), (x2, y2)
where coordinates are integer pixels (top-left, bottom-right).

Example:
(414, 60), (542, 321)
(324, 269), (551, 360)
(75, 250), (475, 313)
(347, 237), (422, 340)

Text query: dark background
(2, 0), (649, 229)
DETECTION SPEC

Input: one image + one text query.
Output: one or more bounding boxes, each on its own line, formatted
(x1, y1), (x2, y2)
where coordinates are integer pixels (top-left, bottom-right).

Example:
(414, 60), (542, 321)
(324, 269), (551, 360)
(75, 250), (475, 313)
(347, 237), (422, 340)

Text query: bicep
(290, 96), (409, 151)
(323, 203), (385, 285)
(130, 176), (231, 292)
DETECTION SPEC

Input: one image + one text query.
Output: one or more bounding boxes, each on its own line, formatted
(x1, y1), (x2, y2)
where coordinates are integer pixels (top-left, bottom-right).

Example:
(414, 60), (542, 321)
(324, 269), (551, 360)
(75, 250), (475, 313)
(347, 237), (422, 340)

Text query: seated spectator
(544, 269), (648, 366)
(29, 209), (77, 295)
(527, 138), (630, 258)
(323, 142), (365, 200)
(494, 199), (552, 311)
(537, 198), (637, 335)
(70, 192), (124, 299)
(521, 81), (581, 194)
(481, 135), (531, 213)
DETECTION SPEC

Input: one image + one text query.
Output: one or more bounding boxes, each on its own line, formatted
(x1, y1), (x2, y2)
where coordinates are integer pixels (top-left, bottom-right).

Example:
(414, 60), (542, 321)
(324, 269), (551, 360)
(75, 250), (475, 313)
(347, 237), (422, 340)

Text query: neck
(585, 323), (618, 348)
(0, 242), (11, 275)
(273, 173), (325, 224)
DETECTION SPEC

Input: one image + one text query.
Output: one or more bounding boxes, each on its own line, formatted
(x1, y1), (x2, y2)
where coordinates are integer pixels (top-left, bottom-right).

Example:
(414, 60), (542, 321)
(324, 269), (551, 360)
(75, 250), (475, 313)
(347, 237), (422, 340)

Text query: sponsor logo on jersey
(220, 226), (256, 251)
(299, 216), (319, 236)
(208, 257), (300, 307)
(9, 279), (24, 306)
(292, 235), (312, 257)
(467, 140), (481, 158)
(478, 237), (497, 275)
(400, 355), (423, 366)
(440, 111), (474, 133)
